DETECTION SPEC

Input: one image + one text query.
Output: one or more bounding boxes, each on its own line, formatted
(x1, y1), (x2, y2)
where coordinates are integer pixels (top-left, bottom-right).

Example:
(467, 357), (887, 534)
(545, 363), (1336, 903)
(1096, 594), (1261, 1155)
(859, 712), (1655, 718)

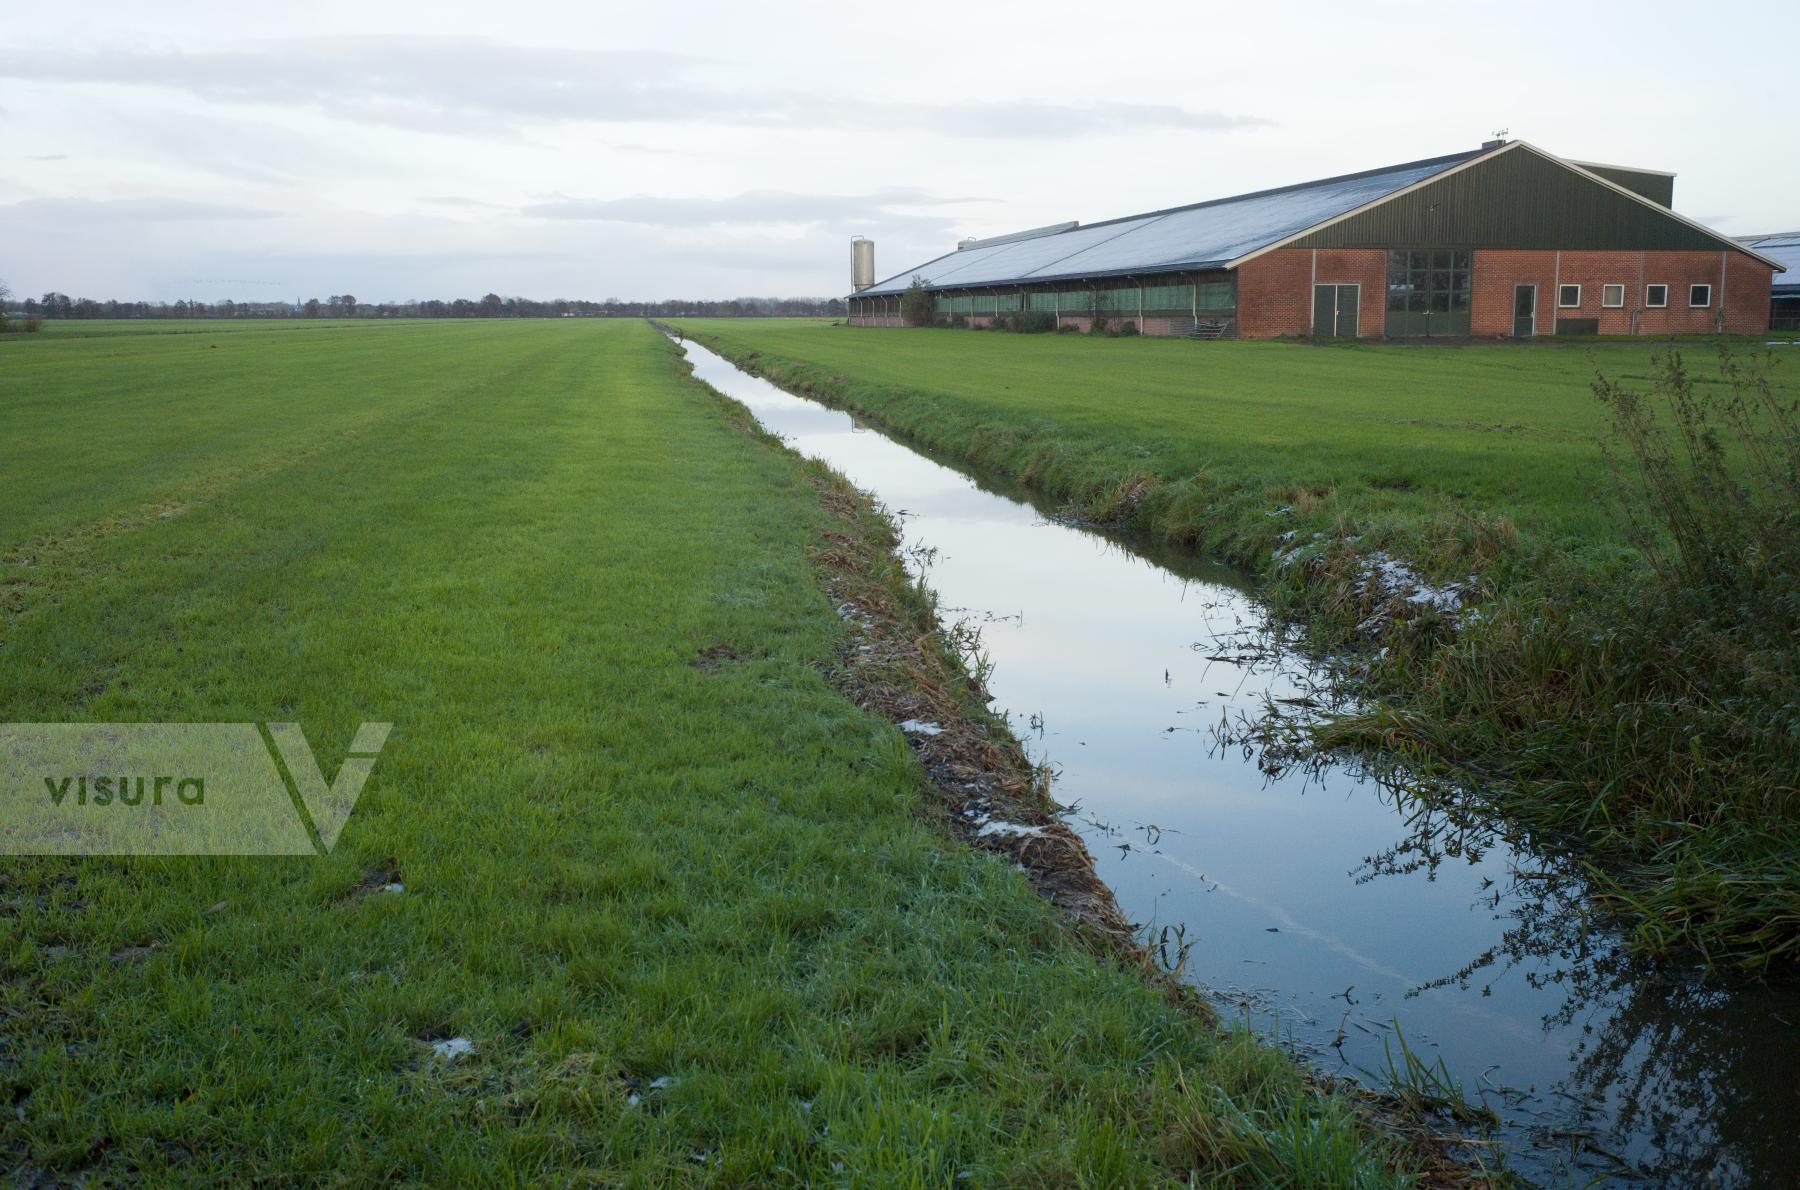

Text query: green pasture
(0, 319), (1409, 1182)
(675, 319), (1794, 566)
(673, 319), (1800, 971)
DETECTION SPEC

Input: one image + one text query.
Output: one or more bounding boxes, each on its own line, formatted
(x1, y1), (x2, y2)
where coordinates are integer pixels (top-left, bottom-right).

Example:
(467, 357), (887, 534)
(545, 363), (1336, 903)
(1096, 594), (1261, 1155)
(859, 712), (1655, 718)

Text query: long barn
(848, 140), (1782, 339)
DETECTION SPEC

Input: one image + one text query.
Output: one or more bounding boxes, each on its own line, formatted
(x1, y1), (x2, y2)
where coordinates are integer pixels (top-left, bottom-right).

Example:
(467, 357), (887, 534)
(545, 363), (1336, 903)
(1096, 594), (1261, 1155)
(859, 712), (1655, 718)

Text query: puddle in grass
(674, 333), (1800, 1186)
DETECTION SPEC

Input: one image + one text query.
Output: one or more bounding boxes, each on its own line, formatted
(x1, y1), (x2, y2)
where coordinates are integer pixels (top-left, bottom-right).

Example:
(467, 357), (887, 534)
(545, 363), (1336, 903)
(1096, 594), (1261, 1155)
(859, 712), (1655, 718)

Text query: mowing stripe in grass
(1, 319), (1422, 1182)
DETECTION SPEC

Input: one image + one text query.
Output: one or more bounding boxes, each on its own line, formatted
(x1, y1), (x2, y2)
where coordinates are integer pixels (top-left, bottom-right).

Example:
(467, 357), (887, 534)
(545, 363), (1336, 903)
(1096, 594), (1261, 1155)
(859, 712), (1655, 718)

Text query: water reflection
(675, 334), (1800, 1186)
(1246, 732), (1800, 1184)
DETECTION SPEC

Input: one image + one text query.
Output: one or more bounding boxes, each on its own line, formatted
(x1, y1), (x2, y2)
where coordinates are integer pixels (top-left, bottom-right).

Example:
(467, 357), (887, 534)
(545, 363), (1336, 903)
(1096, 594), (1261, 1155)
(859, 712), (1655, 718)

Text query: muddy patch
(346, 857), (405, 900)
(807, 468), (1156, 973)
(690, 642), (742, 672)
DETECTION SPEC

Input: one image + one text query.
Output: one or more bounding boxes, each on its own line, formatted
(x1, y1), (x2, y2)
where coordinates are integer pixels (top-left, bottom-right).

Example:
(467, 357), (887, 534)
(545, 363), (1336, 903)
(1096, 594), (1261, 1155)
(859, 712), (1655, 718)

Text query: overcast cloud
(2, 197), (278, 221)
(0, 0), (1791, 301)
(0, 37), (1268, 139)
(522, 188), (991, 227)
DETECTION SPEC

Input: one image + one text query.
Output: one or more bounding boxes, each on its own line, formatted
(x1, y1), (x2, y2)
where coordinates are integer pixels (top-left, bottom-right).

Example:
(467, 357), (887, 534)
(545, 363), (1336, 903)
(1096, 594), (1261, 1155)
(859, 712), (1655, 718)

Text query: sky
(0, 0), (1791, 303)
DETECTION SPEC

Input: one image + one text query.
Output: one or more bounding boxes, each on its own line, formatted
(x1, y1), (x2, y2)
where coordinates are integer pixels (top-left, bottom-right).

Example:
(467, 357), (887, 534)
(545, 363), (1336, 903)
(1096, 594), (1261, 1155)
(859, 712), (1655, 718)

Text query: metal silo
(851, 237), (875, 292)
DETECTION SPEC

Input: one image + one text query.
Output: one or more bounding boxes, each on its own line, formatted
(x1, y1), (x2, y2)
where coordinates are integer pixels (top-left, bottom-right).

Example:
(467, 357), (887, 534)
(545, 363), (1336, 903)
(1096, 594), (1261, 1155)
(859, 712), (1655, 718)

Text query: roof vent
(953, 221), (1079, 252)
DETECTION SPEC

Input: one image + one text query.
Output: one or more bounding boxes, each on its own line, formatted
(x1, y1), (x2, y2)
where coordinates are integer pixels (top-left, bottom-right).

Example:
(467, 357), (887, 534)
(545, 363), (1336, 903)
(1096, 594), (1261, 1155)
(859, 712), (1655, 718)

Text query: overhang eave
(858, 260), (1236, 298)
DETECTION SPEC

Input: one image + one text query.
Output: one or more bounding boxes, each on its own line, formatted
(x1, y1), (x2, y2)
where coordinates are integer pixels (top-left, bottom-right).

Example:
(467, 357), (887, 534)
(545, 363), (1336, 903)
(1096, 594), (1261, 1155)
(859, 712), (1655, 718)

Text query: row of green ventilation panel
(934, 283), (1233, 316)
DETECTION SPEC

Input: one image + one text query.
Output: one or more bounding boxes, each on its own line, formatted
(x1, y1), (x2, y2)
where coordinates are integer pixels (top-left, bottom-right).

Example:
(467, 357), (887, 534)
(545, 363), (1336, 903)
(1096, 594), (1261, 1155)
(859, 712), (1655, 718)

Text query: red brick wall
(1144, 315), (1208, 336)
(1235, 250), (1312, 337)
(1471, 250), (1556, 336)
(857, 249), (1773, 338)
(1237, 248), (1384, 338)
(1472, 249), (1770, 336)
(1724, 253), (1774, 335)
(1323, 249), (1385, 337)
(1055, 314), (1159, 335)
(1543, 250), (1640, 334)
(1635, 253), (1713, 334)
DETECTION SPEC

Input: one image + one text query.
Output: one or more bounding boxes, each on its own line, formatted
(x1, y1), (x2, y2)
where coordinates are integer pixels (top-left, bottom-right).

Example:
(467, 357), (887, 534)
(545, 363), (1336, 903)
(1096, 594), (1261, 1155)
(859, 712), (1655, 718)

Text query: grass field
(672, 320), (1800, 971)
(19, 318), (368, 338)
(0, 320), (1413, 1182)
(673, 320), (1791, 560)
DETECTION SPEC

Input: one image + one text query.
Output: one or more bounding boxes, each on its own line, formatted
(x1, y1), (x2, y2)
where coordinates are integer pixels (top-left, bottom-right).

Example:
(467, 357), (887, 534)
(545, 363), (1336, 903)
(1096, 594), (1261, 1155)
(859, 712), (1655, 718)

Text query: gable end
(1289, 146), (1724, 254)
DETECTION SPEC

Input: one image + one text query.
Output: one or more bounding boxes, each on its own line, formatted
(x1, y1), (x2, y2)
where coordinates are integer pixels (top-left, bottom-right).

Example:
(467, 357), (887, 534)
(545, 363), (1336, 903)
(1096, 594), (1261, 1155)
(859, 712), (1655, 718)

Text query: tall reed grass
(1333, 347), (1797, 970)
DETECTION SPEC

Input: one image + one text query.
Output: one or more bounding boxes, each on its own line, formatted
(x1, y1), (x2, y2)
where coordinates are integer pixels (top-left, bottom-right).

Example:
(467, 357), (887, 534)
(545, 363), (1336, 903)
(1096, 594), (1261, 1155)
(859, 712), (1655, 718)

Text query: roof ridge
(1532, 142), (1787, 271)
(851, 142), (1784, 298)
(852, 149), (1489, 296)
(1071, 148), (1486, 234)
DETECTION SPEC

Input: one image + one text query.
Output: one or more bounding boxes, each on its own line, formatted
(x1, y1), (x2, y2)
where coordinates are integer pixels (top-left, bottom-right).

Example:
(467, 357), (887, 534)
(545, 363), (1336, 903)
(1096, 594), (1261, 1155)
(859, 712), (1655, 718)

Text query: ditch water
(675, 335), (1799, 1186)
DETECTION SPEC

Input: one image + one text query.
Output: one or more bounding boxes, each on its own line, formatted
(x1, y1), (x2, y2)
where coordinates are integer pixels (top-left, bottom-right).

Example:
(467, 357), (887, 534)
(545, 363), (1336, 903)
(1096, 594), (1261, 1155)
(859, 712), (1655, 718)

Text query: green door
(1335, 285), (1360, 337)
(1312, 284), (1359, 337)
(1513, 284), (1536, 337)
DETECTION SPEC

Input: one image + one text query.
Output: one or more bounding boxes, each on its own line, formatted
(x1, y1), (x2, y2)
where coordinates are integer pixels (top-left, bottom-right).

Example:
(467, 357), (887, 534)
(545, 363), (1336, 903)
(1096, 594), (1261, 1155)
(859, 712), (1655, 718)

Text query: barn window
(1385, 249), (1472, 336)
(1602, 284), (1625, 307)
(1194, 281), (1234, 311)
(1645, 284), (1668, 307)
(1558, 284), (1581, 308)
(1689, 283), (1712, 307)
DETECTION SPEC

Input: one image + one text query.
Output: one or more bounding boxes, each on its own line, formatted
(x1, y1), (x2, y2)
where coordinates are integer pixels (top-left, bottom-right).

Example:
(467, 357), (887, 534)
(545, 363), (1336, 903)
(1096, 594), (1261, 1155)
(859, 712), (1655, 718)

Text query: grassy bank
(0, 319), (1421, 1182)
(670, 319), (1799, 972)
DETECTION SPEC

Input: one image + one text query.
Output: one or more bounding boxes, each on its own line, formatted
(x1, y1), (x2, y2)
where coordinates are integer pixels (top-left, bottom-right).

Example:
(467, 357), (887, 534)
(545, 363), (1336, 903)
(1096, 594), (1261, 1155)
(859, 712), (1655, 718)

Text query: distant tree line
(0, 280), (42, 332)
(9, 292), (847, 321)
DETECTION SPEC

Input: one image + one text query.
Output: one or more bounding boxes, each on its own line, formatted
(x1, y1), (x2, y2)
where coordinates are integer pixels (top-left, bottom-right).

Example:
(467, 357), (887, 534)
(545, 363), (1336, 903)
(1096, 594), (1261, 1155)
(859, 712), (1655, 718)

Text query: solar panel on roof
(857, 152), (1480, 296)
(1736, 233), (1800, 284)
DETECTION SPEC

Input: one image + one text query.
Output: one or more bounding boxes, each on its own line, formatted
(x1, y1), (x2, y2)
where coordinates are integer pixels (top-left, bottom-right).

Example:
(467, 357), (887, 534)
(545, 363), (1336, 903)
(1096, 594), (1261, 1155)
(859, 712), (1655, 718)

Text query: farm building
(848, 140), (1782, 339)
(1735, 232), (1800, 329)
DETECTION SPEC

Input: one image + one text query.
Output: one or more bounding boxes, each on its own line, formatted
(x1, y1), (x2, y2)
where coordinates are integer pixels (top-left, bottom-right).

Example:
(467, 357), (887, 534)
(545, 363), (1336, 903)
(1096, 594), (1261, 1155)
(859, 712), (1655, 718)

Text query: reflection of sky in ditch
(683, 340), (1797, 1182)
(699, 341), (1563, 1027)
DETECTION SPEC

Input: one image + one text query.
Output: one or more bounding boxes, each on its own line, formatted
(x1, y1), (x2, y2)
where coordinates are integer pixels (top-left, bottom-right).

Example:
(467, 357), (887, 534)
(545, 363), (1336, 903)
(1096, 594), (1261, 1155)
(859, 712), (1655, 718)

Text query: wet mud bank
(670, 335), (1141, 962)
(664, 326), (1800, 1187)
